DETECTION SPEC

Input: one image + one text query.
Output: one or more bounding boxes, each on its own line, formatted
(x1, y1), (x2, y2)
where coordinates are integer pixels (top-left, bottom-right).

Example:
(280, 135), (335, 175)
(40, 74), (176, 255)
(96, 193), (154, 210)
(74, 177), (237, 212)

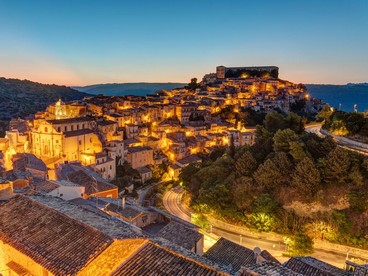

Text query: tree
(292, 157), (321, 197)
(254, 159), (284, 189)
(191, 213), (210, 231)
(285, 232), (314, 256)
(180, 163), (201, 183)
(235, 151), (257, 176)
(231, 176), (257, 211)
(303, 133), (336, 160)
(286, 112), (305, 134)
(273, 129), (298, 152)
(349, 188), (368, 213)
(289, 141), (308, 162)
(324, 148), (351, 185)
(344, 112), (365, 135)
(264, 111), (287, 133)
(187, 78), (199, 91)
(317, 104), (333, 122)
(229, 134), (236, 158)
(273, 152), (293, 181)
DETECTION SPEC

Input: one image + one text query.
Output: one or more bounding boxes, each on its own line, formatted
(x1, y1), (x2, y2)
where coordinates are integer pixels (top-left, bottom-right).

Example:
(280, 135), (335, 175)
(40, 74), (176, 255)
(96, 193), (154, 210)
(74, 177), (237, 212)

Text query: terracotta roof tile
(236, 261), (303, 276)
(156, 221), (203, 251)
(67, 170), (116, 195)
(113, 242), (227, 276)
(204, 238), (279, 273)
(0, 195), (113, 275)
(283, 257), (351, 276)
(28, 194), (142, 239)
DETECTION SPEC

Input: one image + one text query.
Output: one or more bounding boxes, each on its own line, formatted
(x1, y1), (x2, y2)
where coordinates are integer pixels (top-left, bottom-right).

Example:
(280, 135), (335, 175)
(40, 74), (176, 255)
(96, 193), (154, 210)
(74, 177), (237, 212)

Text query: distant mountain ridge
(74, 82), (186, 96)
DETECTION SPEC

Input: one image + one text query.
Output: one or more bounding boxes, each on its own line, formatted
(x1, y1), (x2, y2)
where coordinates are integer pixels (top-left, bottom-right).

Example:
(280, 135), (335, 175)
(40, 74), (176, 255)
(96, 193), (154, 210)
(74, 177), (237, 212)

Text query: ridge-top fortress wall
(216, 65), (279, 79)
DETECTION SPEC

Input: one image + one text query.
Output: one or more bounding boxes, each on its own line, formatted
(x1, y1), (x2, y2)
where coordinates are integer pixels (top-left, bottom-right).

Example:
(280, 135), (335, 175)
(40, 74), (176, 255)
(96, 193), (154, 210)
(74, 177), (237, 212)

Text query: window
(44, 127), (48, 132)
(71, 125), (74, 131)
(57, 127), (61, 132)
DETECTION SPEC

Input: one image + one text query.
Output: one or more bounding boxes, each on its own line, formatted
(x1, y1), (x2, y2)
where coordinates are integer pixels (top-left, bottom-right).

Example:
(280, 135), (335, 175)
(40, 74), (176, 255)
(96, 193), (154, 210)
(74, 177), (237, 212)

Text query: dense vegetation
(0, 77), (90, 135)
(319, 105), (368, 140)
(180, 111), (368, 250)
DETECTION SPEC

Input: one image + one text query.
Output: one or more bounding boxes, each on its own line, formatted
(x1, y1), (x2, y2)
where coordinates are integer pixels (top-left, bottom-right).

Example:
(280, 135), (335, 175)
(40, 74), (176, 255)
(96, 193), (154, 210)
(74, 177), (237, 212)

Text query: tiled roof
(113, 242), (227, 276)
(106, 203), (144, 220)
(236, 261), (303, 276)
(97, 120), (117, 126)
(46, 116), (93, 124)
(34, 180), (60, 193)
(283, 257), (351, 276)
(0, 195), (113, 275)
(354, 264), (368, 275)
(204, 238), (279, 273)
(29, 194), (142, 239)
(156, 221), (203, 251)
(177, 154), (202, 165)
(13, 153), (47, 172)
(136, 166), (152, 174)
(64, 129), (94, 137)
(67, 170), (116, 195)
(127, 146), (153, 153)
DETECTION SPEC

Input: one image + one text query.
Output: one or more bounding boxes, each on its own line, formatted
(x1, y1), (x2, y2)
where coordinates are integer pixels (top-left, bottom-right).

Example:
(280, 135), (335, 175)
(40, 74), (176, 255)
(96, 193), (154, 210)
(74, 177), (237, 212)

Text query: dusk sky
(1, 0), (368, 86)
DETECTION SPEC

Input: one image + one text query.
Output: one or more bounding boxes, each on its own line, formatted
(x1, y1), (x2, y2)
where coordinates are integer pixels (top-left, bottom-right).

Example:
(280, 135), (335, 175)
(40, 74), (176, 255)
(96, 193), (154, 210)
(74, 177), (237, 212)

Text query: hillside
(181, 111), (368, 250)
(74, 82), (186, 96)
(0, 77), (90, 134)
(306, 84), (368, 112)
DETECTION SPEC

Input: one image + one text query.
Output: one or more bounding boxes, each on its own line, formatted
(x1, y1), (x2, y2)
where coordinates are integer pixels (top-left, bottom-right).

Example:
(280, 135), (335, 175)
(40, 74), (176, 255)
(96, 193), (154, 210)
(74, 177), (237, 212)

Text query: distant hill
(0, 77), (90, 134)
(74, 82), (186, 96)
(306, 84), (368, 112)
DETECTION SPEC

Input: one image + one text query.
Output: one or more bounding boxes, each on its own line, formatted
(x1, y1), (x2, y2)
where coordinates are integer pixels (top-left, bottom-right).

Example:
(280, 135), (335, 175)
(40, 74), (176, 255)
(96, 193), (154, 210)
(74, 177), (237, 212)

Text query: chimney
(0, 179), (14, 200)
(253, 247), (266, 264)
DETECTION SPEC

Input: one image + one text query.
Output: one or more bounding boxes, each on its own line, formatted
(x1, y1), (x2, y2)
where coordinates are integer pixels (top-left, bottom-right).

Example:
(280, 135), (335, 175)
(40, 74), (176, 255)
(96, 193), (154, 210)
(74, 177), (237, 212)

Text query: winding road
(305, 124), (368, 155)
(163, 188), (366, 268)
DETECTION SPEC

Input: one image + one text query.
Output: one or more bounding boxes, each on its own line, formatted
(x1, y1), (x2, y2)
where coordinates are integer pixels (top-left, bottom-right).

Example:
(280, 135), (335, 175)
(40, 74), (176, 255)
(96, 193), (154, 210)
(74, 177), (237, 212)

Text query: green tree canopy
(273, 129), (299, 152)
(292, 157), (321, 197)
(285, 232), (314, 256)
(235, 151), (257, 176)
(324, 148), (351, 185)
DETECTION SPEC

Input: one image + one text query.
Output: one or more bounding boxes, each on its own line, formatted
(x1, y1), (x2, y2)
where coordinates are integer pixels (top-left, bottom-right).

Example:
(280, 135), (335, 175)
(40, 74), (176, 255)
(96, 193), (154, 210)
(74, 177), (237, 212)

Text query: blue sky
(1, 0), (367, 85)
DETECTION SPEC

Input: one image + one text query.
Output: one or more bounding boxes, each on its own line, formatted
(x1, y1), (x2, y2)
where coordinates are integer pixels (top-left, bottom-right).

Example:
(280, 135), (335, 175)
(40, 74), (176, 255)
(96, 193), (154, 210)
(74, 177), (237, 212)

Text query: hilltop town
(2, 66), (362, 276)
(0, 66), (319, 187)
